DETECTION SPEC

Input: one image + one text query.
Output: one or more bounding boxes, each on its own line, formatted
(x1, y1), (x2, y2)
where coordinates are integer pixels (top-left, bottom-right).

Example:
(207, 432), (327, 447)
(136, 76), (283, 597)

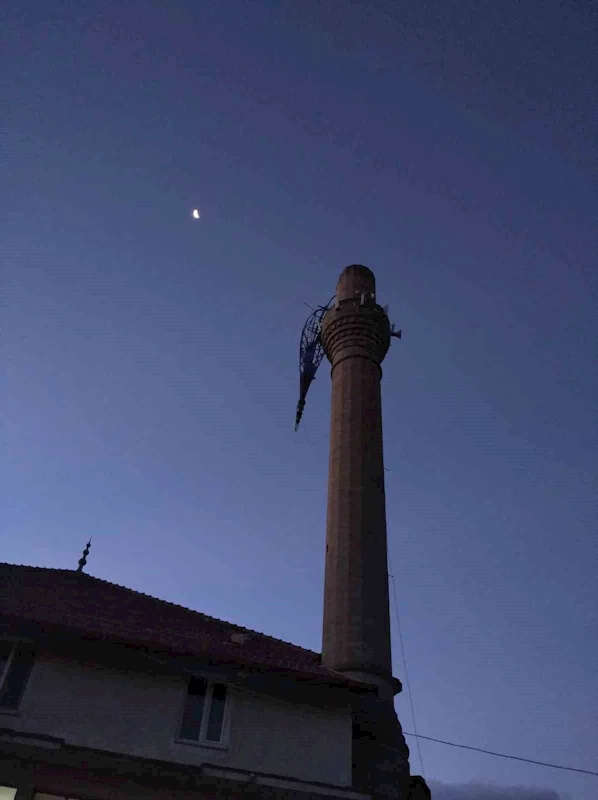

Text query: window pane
(0, 640), (14, 683)
(0, 642), (35, 709)
(179, 677), (207, 741)
(205, 683), (227, 742)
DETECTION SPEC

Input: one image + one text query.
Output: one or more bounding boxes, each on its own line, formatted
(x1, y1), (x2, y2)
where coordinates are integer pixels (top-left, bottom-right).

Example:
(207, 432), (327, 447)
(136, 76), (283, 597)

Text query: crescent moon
(192, 209), (200, 220)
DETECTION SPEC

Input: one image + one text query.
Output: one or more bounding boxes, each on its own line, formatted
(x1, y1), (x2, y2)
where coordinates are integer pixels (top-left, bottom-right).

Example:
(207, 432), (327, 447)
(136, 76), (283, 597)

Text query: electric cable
(388, 565), (596, 778)
(402, 732), (598, 776)
(389, 568), (426, 778)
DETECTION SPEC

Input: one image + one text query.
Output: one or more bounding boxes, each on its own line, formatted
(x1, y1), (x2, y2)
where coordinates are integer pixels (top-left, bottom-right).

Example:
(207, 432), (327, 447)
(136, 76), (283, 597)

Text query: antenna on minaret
(294, 296), (335, 430)
(76, 539), (92, 572)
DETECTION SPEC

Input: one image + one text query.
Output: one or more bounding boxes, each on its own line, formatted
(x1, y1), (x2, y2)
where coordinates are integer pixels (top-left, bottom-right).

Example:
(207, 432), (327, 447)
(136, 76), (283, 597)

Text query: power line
(402, 732), (598, 777)
(389, 569), (425, 778)
(387, 569), (597, 779)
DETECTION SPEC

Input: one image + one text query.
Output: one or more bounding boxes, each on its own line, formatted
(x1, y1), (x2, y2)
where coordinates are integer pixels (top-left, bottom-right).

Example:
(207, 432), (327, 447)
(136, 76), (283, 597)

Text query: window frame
(175, 676), (232, 749)
(0, 637), (35, 713)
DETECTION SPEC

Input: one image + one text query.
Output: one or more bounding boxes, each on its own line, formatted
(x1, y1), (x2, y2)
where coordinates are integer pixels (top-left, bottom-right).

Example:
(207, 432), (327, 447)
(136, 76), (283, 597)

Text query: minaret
(321, 265), (394, 691)
(320, 266), (428, 800)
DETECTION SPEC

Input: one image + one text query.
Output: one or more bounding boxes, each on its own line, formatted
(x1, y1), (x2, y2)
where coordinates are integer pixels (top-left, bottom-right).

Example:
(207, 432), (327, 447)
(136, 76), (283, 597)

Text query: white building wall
(1, 652), (353, 787)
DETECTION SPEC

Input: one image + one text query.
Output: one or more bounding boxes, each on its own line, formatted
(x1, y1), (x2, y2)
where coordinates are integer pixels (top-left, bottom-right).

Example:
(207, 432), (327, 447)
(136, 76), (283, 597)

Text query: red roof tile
(0, 563), (366, 689)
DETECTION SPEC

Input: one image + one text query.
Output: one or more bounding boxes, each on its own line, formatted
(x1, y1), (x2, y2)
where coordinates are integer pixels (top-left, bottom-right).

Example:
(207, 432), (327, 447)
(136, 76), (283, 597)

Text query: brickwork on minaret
(320, 266), (429, 800)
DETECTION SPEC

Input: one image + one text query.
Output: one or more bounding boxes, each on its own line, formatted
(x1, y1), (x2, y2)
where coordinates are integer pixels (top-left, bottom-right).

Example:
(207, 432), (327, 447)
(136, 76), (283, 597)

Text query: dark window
(0, 640), (35, 710)
(178, 678), (228, 745)
(205, 682), (227, 742)
(179, 677), (208, 741)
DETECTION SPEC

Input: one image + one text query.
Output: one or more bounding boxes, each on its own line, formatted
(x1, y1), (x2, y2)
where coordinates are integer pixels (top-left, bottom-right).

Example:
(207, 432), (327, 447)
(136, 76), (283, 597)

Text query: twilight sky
(3, 1), (597, 797)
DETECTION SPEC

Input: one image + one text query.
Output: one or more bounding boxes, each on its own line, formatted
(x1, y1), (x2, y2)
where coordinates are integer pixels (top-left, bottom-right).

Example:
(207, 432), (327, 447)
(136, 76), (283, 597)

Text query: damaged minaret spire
(295, 265), (429, 800)
(294, 297), (333, 431)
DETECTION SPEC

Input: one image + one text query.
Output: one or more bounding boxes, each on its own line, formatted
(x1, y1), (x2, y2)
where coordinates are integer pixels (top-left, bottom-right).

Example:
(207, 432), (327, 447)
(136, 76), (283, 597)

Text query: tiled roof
(0, 563), (365, 690)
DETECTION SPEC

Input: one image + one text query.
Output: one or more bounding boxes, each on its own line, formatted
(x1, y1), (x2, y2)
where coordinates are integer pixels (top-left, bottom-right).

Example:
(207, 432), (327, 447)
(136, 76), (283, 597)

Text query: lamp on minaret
(295, 266), (428, 800)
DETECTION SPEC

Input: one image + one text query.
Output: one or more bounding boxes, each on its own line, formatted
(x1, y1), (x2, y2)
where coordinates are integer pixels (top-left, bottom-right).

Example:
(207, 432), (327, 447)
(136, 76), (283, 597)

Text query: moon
(192, 209), (200, 220)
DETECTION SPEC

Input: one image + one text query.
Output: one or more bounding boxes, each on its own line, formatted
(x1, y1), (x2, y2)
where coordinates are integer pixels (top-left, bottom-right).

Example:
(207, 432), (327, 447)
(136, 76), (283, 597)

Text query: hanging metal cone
(294, 297), (334, 430)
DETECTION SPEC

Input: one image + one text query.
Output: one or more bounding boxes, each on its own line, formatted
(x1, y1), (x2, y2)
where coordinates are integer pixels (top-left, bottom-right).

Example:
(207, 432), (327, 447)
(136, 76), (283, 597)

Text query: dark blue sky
(4, 1), (597, 797)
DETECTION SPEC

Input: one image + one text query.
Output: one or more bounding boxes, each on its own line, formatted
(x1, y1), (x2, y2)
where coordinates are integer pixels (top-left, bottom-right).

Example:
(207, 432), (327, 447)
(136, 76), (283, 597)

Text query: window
(34, 795), (84, 800)
(178, 677), (229, 746)
(34, 795), (83, 800)
(0, 640), (35, 710)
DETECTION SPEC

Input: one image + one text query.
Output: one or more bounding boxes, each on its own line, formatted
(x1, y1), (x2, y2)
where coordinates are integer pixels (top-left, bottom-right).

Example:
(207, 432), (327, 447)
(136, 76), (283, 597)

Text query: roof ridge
(0, 562), (321, 660)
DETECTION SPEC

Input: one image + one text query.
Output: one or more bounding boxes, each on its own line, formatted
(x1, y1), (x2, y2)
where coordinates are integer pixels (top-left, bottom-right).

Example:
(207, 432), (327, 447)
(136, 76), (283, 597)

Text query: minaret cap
(336, 264), (376, 303)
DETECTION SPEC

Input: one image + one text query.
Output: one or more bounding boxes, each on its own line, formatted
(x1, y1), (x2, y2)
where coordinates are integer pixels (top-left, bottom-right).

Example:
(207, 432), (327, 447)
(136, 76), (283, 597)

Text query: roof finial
(77, 539), (92, 572)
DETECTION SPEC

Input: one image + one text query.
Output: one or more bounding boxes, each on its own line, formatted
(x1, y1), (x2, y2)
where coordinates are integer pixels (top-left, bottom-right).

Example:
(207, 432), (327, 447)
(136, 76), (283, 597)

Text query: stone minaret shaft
(321, 265), (394, 691)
